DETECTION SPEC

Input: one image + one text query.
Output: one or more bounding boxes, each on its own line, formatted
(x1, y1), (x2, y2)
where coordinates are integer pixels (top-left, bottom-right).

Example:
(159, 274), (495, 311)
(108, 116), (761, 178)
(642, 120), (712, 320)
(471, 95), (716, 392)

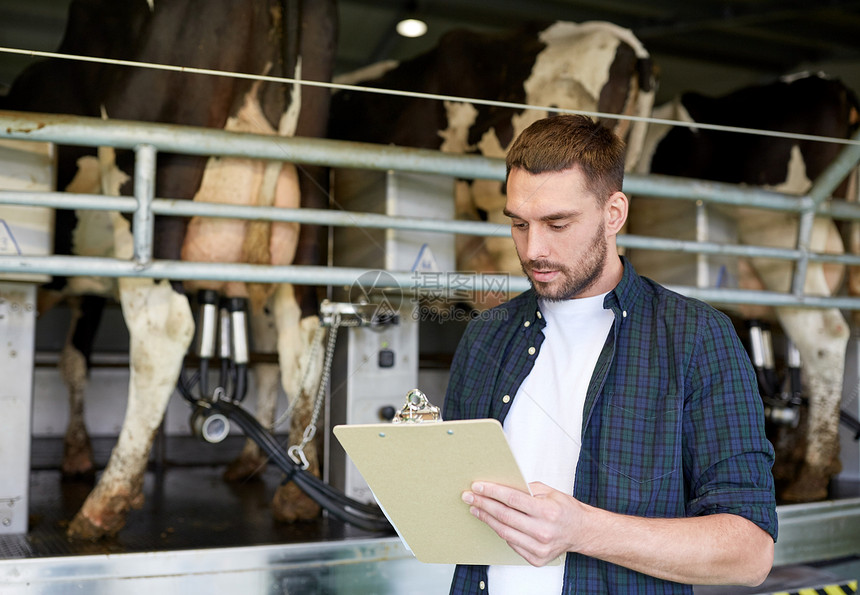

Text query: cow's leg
(776, 307), (849, 501)
(58, 296), (94, 478)
(59, 295), (108, 478)
(739, 204), (849, 502)
(270, 284), (324, 522)
(67, 221), (194, 539)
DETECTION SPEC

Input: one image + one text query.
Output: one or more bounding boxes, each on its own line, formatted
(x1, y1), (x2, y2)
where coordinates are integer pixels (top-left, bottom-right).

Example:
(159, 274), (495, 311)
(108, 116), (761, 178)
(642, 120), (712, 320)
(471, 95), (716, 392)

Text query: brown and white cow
(628, 73), (860, 502)
(329, 21), (656, 308)
(2, 0), (337, 538)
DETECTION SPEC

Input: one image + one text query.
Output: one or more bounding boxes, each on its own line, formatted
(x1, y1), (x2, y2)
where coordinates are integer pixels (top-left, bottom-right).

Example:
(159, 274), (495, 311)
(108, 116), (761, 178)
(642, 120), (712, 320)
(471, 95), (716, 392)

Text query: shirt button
(536, 311), (542, 319)
(623, 310), (628, 318)
(523, 320), (530, 327)
(528, 346), (536, 355)
(479, 580), (486, 590)
(502, 394), (510, 404)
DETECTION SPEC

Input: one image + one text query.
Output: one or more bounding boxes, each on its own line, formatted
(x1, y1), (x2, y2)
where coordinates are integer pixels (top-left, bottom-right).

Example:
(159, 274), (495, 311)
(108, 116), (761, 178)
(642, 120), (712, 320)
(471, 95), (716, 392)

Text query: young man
(443, 115), (777, 594)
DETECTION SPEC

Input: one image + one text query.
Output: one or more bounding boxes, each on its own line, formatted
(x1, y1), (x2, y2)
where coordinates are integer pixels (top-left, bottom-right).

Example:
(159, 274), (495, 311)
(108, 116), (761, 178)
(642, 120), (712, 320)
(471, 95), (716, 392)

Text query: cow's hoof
(67, 514), (108, 541)
(223, 454), (266, 482)
(67, 511), (124, 541)
(62, 433), (94, 479)
(271, 482), (320, 523)
(61, 452), (95, 480)
(66, 491), (138, 541)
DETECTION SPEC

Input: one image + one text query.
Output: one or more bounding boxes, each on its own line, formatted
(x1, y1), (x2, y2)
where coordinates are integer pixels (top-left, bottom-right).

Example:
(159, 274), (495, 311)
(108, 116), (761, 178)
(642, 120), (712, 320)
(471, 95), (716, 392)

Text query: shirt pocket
(598, 391), (681, 484)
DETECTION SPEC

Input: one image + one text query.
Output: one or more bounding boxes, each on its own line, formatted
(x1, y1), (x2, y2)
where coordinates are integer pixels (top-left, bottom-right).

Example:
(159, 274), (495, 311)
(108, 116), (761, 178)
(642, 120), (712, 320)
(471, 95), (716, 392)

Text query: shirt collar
(603, 255), (643, 320)
(521, 289), (546, 330)
(520, 255), (642, 326)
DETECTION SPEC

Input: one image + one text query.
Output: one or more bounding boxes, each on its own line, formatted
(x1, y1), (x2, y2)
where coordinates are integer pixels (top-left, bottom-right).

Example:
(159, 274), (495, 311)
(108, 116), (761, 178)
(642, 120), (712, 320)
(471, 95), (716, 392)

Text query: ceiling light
(396, 18), (428, 38)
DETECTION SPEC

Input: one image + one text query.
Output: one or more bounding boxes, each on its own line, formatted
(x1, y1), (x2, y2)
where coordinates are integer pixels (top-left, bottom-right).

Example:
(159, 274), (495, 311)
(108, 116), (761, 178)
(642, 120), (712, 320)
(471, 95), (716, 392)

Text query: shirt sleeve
(682, 308), (778, 541)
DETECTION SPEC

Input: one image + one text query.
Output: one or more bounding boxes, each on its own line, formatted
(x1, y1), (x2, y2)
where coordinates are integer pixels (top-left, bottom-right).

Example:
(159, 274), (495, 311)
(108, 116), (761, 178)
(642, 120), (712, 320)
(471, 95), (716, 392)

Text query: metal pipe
(6, 186), (860, 264)
(0, 110), (504, 181)
(791, 211), (815, 296)
(6, 180), (860, 223)
(0, 254), (527, 290)
(5, 110), (860, 309)
(2, 252), (860, 309)
(5, 186), (860, 265)
(133, 144), (156, 266)
(808, 127), (860, 207)
(4, 187), (860, 265)
(5, 110), (860, 220)
(789, 126), (860, 295)
(0, 190), (137, 211)
(664, 285), (860, 310)
(0, 189), (509, 236)
(623, 173), (813, 213)
(618, 234), (860, 266)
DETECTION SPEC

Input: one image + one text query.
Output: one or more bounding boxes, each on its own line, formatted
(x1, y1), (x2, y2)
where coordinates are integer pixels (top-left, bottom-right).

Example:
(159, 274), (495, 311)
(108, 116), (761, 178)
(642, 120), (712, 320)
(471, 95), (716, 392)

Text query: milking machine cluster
(175, 289), (392, 531)
(184, 289), (248, 444)
(747, 320), (803, 428)
(748, 320), (860, 439)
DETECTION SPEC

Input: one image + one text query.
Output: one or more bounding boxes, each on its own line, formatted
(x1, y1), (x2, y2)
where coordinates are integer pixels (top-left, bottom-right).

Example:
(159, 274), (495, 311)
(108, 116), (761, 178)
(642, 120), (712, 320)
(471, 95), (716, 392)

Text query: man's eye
(550, 223), (569, 231)
(512, 222), (527, 229)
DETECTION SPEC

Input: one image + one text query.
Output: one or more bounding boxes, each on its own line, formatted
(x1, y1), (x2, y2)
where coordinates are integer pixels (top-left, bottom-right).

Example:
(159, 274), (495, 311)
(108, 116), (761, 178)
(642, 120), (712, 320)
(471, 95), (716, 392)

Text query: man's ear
(605, 191), (628, 235)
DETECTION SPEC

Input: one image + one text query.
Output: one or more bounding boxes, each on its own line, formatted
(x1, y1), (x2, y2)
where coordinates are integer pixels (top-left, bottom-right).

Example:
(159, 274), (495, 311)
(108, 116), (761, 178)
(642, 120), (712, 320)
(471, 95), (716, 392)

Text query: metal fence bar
(7, 252), (860, 310)
(132, 144), (156, 266)
(5, 189), (859, 266)
(2, 110), (860, 309)
(789, 126), (860, 295)
(4, 110), (860, 220)
(0, 110), (504, 181)
(624, 173), (815, 214)
(0, 254), (528, 292)
(618, 234), (860, 267)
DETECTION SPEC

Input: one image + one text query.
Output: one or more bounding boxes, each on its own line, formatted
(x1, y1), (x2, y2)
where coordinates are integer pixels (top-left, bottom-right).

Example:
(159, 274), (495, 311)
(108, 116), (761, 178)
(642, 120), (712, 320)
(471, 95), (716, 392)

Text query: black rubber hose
(199, 357), (210, 400)
(176, 369), (391, 530)
(208, 399), (391, 531)
(234, 363), (247, 402)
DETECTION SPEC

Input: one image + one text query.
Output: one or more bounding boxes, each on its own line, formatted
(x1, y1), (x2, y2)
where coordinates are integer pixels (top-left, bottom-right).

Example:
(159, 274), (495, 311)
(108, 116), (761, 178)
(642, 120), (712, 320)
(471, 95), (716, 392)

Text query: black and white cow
(2, 0), (337, 538)
(629, 73), (860, 502)
(329, 21), (656, 308)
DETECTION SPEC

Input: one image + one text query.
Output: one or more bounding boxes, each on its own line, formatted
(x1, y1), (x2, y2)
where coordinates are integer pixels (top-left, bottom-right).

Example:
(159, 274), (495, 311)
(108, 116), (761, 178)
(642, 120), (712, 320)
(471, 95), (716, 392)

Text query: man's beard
(520, 222), (608, 301)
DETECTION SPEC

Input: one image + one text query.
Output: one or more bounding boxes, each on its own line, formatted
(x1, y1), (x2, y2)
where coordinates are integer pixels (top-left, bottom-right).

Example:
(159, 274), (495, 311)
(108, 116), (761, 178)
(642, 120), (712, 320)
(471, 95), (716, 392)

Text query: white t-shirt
(488, 294), (614, 594)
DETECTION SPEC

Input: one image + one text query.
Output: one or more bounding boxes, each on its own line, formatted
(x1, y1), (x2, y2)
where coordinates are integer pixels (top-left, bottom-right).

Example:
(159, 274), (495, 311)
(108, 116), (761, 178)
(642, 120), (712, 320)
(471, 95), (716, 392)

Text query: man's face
(504, 166), (613, 301)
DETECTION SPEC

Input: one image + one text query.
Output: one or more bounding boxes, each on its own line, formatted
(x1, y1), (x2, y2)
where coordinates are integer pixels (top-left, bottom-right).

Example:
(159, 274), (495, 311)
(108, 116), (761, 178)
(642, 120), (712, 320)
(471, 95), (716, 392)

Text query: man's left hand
(462, 481), (590, 567)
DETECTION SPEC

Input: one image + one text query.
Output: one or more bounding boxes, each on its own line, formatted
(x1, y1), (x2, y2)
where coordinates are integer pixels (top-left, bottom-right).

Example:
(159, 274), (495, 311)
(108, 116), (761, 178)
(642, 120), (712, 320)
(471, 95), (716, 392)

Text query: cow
(329, 20), (857, 503)
(1, 0), (337, 539)
(329, 20), (656, 309)
(627, 73), (860, 502)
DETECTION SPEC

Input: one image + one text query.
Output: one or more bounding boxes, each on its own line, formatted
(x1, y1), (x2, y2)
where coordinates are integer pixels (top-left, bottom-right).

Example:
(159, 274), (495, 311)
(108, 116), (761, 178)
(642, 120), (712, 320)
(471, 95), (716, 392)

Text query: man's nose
(525, 227), (550, 261)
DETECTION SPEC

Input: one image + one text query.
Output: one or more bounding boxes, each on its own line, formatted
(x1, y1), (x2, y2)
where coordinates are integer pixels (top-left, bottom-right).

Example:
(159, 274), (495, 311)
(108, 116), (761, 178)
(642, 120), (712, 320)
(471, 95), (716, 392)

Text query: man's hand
(462, 480), (775, 586)
(462, 481), (587, 567)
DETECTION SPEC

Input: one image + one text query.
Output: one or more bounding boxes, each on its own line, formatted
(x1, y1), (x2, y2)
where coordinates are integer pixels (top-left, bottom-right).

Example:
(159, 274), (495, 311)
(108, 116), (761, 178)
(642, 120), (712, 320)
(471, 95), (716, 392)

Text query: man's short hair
(505, 115), (626, 204)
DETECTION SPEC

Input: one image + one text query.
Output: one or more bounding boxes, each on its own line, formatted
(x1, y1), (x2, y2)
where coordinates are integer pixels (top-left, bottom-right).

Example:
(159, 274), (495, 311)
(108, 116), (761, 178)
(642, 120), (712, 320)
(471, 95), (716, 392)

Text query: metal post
(133, 144), (156, 267)
(0, 282), (36, 534)
(791, 126), (860, 295)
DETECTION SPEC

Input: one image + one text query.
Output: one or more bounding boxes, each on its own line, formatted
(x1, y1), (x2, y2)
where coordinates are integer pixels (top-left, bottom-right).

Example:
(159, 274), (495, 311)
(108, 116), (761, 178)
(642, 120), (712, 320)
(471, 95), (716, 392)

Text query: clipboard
(334, 417), (559, 566)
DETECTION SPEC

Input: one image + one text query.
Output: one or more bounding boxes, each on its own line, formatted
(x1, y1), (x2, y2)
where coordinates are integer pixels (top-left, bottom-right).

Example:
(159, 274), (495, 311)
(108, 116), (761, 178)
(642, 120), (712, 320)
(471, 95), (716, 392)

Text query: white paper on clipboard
(333, 418), (561, 566)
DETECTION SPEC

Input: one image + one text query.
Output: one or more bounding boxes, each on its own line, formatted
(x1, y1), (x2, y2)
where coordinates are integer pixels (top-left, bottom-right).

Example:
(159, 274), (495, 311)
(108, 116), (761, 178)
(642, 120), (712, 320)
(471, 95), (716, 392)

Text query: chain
(273, 322), (326, 430)
(287, 317), (344, 469)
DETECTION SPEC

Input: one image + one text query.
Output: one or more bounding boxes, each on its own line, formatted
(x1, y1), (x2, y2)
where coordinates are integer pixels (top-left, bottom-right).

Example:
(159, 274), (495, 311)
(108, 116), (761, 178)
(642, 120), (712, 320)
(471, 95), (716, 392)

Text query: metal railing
(2, 109), (860, 309)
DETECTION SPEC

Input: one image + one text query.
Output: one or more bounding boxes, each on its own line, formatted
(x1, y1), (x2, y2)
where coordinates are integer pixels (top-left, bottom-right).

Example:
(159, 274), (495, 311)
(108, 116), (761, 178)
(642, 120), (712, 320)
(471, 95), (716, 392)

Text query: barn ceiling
(1, 0), (860, 104)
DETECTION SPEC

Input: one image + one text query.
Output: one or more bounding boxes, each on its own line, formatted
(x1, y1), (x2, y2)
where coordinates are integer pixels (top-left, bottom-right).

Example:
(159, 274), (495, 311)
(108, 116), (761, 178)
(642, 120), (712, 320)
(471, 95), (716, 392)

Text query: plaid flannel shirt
(443, 257), (777, 595)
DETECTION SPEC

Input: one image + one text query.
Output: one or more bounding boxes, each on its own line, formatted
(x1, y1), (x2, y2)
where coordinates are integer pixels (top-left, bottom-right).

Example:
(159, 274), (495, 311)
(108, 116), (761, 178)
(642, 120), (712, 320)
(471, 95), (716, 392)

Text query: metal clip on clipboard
(392, 388), (442, 423)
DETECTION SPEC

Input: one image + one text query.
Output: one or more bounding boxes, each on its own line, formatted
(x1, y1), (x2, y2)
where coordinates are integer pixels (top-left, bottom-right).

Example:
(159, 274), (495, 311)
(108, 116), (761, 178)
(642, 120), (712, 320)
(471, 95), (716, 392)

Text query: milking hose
(176, 372), (392, 532)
